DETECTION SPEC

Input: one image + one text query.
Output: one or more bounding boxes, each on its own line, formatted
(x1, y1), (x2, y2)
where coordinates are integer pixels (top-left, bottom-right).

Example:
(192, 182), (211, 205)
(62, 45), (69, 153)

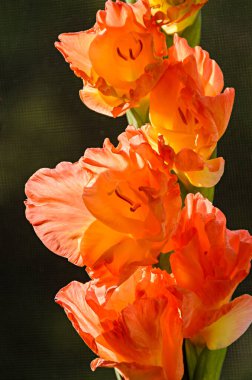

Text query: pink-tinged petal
(170, 35), (224, 96)
(183, 157), (225, 188)
(79, 84), (130, 117)
(97, 0), (134, 29)
(55, 281), (101, 353)
(55, 31), (96, 80)
(25, 162), (94, 266)
(56, 280), (119, 361)
(196, 295), (252, 350)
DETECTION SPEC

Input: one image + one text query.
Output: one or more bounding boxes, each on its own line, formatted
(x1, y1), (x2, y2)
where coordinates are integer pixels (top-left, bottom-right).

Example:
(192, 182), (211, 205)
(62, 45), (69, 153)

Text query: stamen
(178, 107), (188, 125)
(117, 40), (143, 61)
(115, 188), (141, 212)
(116, 47), (128, 61)
(129, 48), (135, 60)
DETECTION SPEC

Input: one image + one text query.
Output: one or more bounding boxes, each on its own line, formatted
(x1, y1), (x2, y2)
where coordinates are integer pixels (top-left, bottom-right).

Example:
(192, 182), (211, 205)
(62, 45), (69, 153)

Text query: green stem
(185, 340), (227, 380)
(185, 340), (203, 380)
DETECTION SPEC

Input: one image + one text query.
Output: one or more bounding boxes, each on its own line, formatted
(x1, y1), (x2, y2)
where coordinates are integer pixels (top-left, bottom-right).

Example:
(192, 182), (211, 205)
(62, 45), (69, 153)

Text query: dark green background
(1, 1), (251, 379)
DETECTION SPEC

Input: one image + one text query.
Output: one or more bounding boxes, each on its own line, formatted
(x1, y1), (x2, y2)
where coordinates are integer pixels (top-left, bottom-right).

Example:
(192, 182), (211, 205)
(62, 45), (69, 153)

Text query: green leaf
(125, 0), (136, 3)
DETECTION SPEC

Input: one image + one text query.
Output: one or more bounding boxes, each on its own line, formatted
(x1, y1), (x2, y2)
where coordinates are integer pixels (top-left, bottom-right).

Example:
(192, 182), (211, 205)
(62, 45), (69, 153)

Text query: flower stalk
(185, 340), (227, 380)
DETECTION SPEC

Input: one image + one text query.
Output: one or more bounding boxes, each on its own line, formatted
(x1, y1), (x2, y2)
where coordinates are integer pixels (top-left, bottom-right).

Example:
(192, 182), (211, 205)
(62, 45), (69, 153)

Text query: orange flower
(55, 267), (184, 380)
(169, 193), (252, 349)
(55, 0), (167, 117)
(25, 126), (181, 286)
(145, 35), (235, 188)
(149, 0), (208, 34)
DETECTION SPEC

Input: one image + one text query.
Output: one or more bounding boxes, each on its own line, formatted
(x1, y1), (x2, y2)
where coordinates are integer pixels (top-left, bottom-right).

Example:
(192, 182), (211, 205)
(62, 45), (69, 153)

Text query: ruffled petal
(55, 281), (102, 353)
(55, 31), (96, 80)
(25, 162), (94, 266)
(170, 35), (224, 96)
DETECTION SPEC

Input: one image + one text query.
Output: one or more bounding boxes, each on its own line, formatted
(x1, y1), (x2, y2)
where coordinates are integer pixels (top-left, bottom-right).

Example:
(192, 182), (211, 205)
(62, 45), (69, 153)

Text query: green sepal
(185, 340), (227, 380)
(125, 0), (136, 3)
(126, 101), (149, 128)
(179, 179), (215, 204)
(166, 11), (202, 48)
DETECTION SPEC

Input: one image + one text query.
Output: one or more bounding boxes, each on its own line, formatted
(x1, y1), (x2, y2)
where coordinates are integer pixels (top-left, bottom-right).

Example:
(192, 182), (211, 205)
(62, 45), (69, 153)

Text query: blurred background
(1, 0), (251, 379)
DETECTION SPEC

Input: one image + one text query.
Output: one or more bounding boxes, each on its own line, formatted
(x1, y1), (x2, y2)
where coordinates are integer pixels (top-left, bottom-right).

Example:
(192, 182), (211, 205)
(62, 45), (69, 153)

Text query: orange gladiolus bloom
(169, 193), (252, 350)
(149, 0), (208, 34)
(146, 35), (235, 188)
(25, 126), (181, 286)
(55, 0), (167, 117)
(55, 267), (184, 380)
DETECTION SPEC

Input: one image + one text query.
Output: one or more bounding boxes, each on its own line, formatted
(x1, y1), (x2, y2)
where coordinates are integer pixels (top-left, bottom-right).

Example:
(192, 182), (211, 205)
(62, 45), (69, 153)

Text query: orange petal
(174, 149), (205, 172)
(82, 132), (180, 241)
(196, 295), (252, 350)
(55, 31), (96, 80)
(56, 268), (184, 379)
(25, 162), (94, 266)
(199, 88), (235, 142)
(170, 35), (224, 96)
(79, 84), (130, 117)
(55, 281), (102, 354)
(184, 157), (225, 187)
(82, 220), (156, 286)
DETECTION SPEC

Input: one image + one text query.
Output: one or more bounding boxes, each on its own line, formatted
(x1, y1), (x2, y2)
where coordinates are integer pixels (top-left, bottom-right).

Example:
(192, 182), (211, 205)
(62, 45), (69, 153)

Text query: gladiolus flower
(55, 267), (184, 380)
(55, 0), (167, 117)
(145, 35), (235, 188)
(149, 0), (208, 34)
(25, 126), (181, 286)
(169, 193), (252, 350)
